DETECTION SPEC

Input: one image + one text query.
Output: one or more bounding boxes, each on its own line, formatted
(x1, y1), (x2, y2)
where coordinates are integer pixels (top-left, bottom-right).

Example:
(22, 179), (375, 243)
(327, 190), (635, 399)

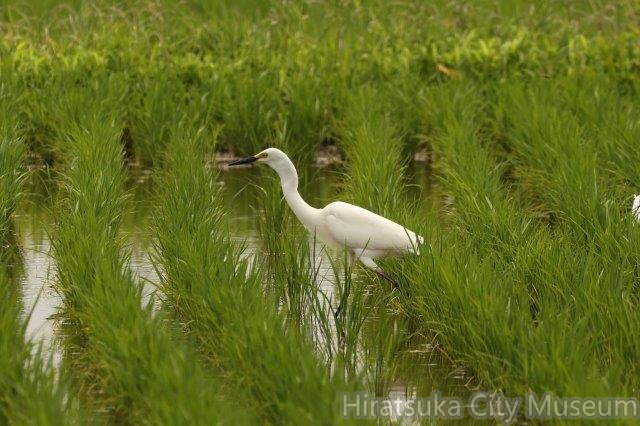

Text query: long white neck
(271, 158), (319, 231)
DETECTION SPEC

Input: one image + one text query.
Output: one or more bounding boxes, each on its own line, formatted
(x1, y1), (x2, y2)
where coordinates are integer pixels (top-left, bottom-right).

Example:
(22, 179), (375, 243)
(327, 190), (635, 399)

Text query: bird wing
(322, 201), (422, 253)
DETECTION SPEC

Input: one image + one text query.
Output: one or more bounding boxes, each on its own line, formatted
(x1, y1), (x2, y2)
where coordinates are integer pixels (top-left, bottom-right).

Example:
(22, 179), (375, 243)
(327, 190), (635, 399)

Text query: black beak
(228, 156), (258, 166)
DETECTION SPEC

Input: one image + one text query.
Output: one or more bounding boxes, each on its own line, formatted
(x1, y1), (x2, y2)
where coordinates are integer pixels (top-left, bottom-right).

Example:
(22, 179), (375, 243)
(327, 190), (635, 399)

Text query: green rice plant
(419, 83), (537, 265)
(127, 71), (220, 166)
(491, 80), (640, 392)
(0, 266), (82, 425)
(493, 79), (640, 268)
(277, 71), (333, 162)
(218, 67), (330, 164)
(557, 76), (640, 195)
(50, 90), (247, 424)
(381, 75), (431, 157)
(358, 298), (410, 398)
(330, 86), (427, 396)
(402, 79), (639, 401)
(335, 83), (530, 397)
(19, 71), (127, 166)
(401, 82), (616, 398)
(494, 82), (601, 232)
(338, 87), (411, 223)
(152, 120), (366, 424)
(218, 70), (280, 155)
(127, 74), (187, 165)
(18, 80), (64, 165)
(0, 89), (26, 242)
(0, 86), (79, 425)
(306, 78), (640, 412)
(4, 1), (640, 421)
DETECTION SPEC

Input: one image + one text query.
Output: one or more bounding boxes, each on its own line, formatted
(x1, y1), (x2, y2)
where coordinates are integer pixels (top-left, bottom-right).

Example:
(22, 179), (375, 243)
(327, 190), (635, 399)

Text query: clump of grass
(400, 82), (601, 397)
(152, 121), (363, 424)
(339, 87), (411, 222)
(555, 76), (640, 199)
(331, 86), (420, 395)
(0, 266), (81, 425)
(50, 89), (246, 424)
(0, 88), (26, 242)
(127, 73), (218, 166)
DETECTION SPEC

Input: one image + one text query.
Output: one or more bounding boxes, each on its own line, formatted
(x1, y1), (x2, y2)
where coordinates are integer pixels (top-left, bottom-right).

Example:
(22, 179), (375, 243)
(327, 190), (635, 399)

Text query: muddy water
(17, 163), (473, 405)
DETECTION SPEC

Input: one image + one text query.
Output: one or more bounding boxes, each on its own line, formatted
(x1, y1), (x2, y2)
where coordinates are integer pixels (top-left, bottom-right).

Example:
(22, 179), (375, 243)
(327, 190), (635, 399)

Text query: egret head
(228, 147), (290, 169)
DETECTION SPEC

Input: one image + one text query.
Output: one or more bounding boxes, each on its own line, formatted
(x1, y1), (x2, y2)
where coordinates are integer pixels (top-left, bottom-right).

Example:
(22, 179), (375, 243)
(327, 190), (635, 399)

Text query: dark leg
(375, 267), (399, 289)
(334, 303), (342, 320)
(333, 303), (345, 342)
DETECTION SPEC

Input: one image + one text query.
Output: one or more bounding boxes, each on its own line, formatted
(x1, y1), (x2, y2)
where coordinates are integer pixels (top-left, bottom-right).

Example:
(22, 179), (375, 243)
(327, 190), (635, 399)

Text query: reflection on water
(129, 235), (160, 308)
(16, 162), (473, 405)
(19, 231), (61, 365)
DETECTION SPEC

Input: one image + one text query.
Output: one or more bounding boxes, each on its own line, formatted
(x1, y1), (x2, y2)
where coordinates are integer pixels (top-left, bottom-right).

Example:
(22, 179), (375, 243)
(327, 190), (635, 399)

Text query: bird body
(229, 147), (422, 285)
(633, 194), (640, 222)
(321, 201), (422, 256)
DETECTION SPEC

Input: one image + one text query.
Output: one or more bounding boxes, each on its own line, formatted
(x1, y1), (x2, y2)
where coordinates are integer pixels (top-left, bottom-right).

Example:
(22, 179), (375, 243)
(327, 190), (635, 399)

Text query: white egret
(633, 194), (640, 222)
(229, 147), (423, 287)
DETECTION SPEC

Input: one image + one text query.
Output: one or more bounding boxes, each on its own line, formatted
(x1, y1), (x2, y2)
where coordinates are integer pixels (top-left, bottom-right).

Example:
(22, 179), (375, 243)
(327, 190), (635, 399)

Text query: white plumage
(633, 194), (640, 222)
(230, 147), (422, 286)
(322, 201), (421, 254)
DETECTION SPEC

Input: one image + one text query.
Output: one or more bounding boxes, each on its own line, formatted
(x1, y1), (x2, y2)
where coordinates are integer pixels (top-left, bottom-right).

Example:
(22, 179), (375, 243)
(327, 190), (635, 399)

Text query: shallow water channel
(17, 162), (475, 414)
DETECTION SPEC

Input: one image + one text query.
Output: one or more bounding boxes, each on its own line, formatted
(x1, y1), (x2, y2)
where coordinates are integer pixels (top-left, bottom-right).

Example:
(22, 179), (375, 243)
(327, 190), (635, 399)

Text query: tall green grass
(49, 89), (246, 424)
(555, 77), (640, 200)
(0, 269), (80, 425)
(0, 92), (25, 243)
(339, 88), (410, 221)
